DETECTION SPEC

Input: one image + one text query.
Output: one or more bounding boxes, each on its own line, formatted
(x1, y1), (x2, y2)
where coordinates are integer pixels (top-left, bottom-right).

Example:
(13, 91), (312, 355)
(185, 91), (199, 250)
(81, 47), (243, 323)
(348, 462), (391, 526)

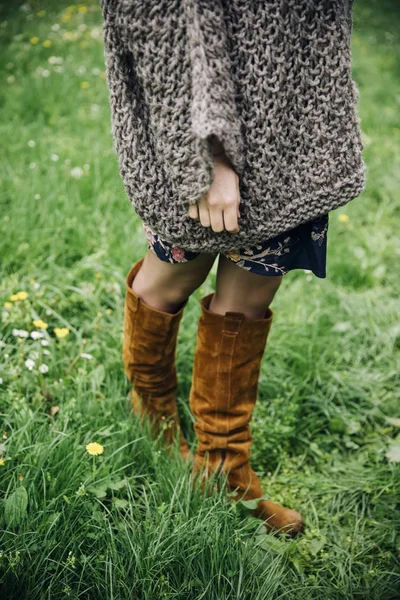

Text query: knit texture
(100, 0), (366, 253)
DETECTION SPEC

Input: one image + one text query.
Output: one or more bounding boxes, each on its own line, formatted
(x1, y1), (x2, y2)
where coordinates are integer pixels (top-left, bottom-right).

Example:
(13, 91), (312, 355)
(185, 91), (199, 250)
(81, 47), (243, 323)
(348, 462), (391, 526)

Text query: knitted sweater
(100, 0), (366, 253)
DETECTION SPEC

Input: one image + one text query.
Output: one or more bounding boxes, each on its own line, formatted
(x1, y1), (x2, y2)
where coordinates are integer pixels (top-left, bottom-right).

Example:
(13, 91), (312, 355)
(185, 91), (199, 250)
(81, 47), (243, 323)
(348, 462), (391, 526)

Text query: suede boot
(189, 293), (305, 536)
(123, 258), (191, 461)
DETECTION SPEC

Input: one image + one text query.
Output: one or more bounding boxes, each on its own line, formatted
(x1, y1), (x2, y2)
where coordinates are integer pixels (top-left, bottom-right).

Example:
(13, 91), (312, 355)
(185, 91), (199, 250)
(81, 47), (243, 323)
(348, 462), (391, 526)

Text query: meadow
(0, 1), (399, 598)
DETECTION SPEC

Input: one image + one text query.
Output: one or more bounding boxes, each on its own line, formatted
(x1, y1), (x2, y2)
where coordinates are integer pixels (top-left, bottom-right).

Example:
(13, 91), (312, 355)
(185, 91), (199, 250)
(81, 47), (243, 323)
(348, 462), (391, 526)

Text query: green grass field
(0, 1), (399, 598)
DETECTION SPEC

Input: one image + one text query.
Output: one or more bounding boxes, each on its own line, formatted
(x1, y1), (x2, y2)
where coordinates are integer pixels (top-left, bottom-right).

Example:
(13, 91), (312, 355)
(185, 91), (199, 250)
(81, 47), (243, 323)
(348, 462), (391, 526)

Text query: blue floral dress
(143, 213), (329, 278)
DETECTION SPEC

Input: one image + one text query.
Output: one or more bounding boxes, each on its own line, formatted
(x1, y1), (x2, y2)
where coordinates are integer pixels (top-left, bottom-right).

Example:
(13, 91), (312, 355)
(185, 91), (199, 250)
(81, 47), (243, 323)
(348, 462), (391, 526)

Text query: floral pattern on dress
(143, 213), (329, 278)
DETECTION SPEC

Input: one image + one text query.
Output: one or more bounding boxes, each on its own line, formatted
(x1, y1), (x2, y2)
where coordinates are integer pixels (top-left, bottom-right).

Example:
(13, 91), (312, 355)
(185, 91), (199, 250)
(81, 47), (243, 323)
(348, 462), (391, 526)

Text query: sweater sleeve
(183, 0), (245, 177)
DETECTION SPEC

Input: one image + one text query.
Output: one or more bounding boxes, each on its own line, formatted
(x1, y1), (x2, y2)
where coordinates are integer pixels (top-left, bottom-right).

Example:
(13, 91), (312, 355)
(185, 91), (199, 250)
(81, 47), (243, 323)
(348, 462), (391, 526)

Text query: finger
(223, 205), (240, 233)
(208, 205), (225, 233)
(188, 203), (199, 220)
(198, 197), (211, 228)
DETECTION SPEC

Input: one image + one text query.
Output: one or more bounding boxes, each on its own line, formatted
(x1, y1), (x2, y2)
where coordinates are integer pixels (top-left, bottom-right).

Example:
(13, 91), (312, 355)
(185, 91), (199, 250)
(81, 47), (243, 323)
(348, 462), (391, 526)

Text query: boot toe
(253, 500), (305, 537)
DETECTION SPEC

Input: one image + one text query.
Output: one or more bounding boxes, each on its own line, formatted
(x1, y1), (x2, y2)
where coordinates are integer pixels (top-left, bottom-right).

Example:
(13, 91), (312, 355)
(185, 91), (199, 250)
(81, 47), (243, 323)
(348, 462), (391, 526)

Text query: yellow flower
(95, 273), (102, 279)
(86, 442), (104, 456)
(43, 40), (52, 48)
(97, 311), (103, 318)
(30, 36), (40, 45)
(33, 319), (48, 329)
(63, 31), (78, 42)
(10, 291), (29, 301)
(54, 327), (70, 339)
(105, 308), (113, 315)
(18, 473), (24, 481)
(3, 302), (12, 309)
(37, 10), (46, 17)
(78, 5), (88, 14)
(338, 214), (349, 223)
(61, 13), (72, 23)
(80, 41), (88, 49)
(80, 81), (90, 89)
(0, 458), (5, 466)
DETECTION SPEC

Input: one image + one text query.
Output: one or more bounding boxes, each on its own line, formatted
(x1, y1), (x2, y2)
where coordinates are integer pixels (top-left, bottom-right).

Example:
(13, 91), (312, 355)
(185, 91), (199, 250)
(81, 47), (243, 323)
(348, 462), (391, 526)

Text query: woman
(100, 0), (366, 537)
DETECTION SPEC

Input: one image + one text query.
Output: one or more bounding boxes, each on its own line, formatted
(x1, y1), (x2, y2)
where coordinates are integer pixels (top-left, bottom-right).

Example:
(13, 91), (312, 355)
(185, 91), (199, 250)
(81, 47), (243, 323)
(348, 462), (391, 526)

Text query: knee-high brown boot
(123, 258), (191, 461)
(189, 293), (305, 536)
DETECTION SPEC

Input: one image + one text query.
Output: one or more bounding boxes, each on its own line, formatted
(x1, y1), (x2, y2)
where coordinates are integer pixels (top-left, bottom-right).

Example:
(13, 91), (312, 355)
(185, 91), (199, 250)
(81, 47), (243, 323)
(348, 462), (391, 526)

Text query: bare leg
(131, 248), (217, 313)
(210, 254), (283, 318)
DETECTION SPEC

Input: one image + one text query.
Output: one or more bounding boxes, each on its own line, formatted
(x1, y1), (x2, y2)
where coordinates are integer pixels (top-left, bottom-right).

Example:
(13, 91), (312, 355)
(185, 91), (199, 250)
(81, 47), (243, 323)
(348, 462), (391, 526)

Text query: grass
(0, 1), (399, 598)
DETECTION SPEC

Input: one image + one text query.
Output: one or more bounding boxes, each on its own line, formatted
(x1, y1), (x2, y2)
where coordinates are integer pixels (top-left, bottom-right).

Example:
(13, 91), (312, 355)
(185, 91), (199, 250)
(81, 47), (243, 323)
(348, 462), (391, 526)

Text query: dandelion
(41, 339), (49, 346)
(7, 75), (15, 84)
(78, 5), (88, 14)
(63, 31), (78, 41)
(338, 214), (349, 223)
(48, 56), (63, 65)
(95, 272), (102, 279)
(0, 458), (5, 466)
(13, 329), (29, 338)
(28, 140), (36, 147)
(43, 349), (51, 356)
(39, 364), (49, 374)
(18, 473), (24, 481)
(30, 36), (40, 45)
(33, 319), (48, 329)
(51, 154), (59, 162)
(70, 166), (84, 179)
(41, 69), (51, 78)
(51, 24), (61, 32)
(92, 67), (101, 76)
(80, 353), (93, 360)
(29, 162), (37, 169)
(80, 81), (90, 89)
(54, 327), (70, 339)
(86, 442), (104, 456)
(43, 40), (52, 48)
(3, 302), (12, 308)
(25, 358), (35, 370)
(105, 308), (113, 315)
(37, 10), (46, 17)
(31, 331), (44, 340)
(34, 194), (41, 200)
(11, 291), (29, 301)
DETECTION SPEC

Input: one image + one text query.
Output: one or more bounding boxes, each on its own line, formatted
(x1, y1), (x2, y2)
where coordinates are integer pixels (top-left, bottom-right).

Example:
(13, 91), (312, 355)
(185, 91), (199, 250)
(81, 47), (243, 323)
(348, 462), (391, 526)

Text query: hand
(187, 142), (241, 234)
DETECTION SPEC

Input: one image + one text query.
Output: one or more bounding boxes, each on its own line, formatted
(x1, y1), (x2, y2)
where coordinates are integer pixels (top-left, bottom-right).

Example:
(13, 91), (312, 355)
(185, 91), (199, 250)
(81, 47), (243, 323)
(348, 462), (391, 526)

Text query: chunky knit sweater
(100, 0), (366, 253)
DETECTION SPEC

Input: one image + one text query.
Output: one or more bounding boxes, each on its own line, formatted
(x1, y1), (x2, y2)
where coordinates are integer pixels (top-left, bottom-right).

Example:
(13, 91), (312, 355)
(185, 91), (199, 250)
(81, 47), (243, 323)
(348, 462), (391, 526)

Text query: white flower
(41, 340), (49, 346)
(64, 158), (71, 165)
(80, 353), (93, 360)
(77, 65), (87, 75)
(31, 331), (44, 339)
(51, 154), (59, 162)
(28, 140), (36, 147)
(30, 351), (39, 360)
(92, 68), (101, 76)
(51, 23), (61, 32)
(34, 194), (41, 200)
(41, 69), (50, 78)
(0, 378), (3, 384)
(83, 164), (90, 171)
(48, 55), (63, 65)
(39, 363), (49, 374)
(13, 328), (29, 338)
(7, 75), (15, 84)
(29, 162), (36, 169)
(70, 167), (84, 179)
(25, 358), (35, 370)
(43, 349), (51, 356)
